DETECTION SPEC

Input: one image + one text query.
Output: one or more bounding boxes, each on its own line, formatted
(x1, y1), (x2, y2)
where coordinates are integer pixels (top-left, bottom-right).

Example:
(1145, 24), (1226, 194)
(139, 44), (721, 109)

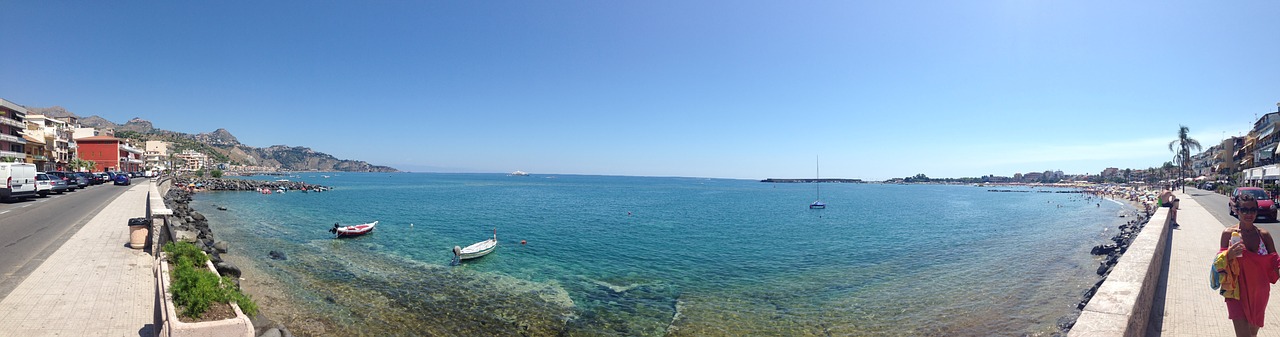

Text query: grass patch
(163, 242), (259, 318)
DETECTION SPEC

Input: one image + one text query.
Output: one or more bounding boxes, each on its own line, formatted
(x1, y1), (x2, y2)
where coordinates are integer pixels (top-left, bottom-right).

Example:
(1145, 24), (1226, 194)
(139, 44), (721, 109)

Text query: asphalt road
(1183, 186), (1280, 234)
(0, 180), (136, 299)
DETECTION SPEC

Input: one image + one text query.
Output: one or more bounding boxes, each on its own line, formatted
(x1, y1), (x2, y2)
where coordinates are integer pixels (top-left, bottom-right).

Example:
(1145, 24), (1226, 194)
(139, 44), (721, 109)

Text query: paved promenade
(0, 182), (155, 336)
(1155, 191), (1280, 336)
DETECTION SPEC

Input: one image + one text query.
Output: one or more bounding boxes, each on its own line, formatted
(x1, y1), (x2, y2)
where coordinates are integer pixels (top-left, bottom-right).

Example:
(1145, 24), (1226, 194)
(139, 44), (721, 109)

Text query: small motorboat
(453, 229), (498, 264)
(330, 221), (377, 238)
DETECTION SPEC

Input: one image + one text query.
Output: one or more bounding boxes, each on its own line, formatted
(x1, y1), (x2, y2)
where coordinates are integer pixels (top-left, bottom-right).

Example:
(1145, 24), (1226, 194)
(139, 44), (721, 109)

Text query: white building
(144, 140), (172, 172)
(174, 150), (209, 172)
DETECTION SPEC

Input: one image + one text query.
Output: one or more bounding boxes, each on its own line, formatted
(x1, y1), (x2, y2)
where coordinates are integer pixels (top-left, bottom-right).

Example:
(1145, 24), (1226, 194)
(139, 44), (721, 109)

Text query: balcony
(0, 150), (26, 160)
(0, 117), (23, 128)
(0, 133), (27, 144)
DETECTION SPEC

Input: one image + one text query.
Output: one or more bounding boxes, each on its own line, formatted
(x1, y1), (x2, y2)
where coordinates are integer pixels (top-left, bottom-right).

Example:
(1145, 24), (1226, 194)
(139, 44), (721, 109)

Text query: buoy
(521, 240), (527, 245)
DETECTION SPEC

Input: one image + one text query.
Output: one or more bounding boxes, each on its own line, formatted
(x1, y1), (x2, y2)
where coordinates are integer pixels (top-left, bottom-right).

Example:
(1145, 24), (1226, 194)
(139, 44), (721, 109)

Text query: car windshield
(1242, 189), (1270, 199)
(36, 174), (48, 180)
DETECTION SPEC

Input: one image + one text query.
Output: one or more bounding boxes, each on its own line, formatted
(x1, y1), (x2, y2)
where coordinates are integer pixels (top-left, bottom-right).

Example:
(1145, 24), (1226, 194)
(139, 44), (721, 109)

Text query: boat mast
(815, 155), (821, 201)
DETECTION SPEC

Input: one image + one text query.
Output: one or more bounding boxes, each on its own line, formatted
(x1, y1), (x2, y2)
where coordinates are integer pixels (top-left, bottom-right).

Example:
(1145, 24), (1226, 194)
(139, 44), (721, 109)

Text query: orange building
(75, 136), (144, 172)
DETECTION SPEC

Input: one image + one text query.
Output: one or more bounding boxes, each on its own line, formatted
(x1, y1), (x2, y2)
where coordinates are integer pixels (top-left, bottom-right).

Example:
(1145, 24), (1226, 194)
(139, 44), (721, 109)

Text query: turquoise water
(193, 173), (1126, 336)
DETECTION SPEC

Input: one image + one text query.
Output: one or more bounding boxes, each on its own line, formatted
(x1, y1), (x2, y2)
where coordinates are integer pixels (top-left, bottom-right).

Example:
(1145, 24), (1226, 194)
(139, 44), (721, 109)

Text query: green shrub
(211, 169), (223, 178)
(163, 242), (258, 318)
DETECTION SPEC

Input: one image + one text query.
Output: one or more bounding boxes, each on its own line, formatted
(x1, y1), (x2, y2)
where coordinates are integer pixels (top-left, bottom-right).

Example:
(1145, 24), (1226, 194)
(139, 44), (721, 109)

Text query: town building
(24, 114), (78, 170)
(75, 136), (144, 172)
(144, 140), (172, 173)
(0, 99), (29, 162)
(173, 150), (209, 172)
(21, 134), (50, 170)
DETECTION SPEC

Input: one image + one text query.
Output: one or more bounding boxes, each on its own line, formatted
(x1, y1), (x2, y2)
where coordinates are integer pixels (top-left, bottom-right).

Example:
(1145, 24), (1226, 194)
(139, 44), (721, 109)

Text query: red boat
(330, 221), (377, 237)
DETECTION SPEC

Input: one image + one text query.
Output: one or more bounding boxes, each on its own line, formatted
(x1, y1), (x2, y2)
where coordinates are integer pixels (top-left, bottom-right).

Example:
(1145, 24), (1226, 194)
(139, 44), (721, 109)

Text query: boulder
(215, 261), (242, 279)
(268, 250), (288, 261)
(214, 241), (230, 253)
(259, 328), (282, 337)
(174, 230), (200, 243)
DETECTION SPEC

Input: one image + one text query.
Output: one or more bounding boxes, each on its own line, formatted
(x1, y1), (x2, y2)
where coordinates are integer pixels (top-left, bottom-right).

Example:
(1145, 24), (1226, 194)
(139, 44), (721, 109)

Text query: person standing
(1219, 194), (1280, 336)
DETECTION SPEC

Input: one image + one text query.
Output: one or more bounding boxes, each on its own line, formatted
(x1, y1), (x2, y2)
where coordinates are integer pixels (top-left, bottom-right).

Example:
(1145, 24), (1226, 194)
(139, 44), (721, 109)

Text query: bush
(163, 242), (258, 318)
(211, 169), (223, 178)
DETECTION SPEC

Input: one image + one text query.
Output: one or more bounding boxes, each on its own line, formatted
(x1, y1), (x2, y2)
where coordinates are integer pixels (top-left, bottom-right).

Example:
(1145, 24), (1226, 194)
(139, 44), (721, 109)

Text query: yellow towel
(1215, 251), (1241, 300)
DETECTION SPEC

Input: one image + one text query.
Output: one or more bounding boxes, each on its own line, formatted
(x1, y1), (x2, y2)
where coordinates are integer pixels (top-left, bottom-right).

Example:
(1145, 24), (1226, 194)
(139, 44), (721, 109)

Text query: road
(0, 180), (138, 299)
(1183, 186), (1280, 234)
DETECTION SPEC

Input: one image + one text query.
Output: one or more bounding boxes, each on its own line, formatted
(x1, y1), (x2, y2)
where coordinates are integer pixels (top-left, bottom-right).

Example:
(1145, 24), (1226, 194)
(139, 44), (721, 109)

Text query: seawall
(1070, 205), (1172, 336)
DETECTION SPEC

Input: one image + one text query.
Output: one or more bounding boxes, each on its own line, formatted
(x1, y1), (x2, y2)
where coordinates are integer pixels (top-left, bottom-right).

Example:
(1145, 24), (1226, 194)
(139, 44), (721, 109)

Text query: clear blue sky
(2, 1), (1276, 180)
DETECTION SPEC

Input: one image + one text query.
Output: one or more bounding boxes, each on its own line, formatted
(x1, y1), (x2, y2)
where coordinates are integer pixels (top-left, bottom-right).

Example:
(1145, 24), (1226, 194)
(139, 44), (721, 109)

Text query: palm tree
(1168, 125), (1203, 193)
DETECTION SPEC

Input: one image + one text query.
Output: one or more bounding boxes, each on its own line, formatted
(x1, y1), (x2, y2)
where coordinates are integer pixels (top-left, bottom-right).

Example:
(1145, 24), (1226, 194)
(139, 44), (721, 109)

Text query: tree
(1168, 125), (1203, 193)
(196, 169), (205, 178)
(211, 169), (223, 178)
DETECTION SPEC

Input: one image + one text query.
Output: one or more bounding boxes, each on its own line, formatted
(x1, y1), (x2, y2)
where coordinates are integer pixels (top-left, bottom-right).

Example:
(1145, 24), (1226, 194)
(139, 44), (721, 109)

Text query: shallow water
(194, 173), (1123, 336)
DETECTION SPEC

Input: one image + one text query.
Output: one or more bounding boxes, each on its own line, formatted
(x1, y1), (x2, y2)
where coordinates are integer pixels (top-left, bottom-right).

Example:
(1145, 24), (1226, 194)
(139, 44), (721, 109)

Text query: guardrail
(1070, 206), (1172, 336)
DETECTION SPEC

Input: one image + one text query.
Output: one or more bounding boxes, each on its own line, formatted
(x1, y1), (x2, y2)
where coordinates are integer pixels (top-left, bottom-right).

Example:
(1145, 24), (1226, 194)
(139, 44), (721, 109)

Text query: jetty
(174, 177), (332, 192)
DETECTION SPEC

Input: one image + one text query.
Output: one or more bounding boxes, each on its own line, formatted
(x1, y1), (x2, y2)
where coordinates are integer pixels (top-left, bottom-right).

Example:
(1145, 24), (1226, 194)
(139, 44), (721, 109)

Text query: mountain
(24, 106), (397, 172)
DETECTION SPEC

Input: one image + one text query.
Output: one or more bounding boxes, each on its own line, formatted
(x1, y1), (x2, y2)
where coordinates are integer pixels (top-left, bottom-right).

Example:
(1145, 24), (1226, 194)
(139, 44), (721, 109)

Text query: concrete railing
(1070, 206), (1172, 336)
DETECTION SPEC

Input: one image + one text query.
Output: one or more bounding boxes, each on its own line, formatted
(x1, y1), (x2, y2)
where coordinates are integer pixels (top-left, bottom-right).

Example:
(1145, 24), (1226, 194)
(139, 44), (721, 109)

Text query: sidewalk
(1155, 192), (1280, 336)
(0, 182), (156, 336)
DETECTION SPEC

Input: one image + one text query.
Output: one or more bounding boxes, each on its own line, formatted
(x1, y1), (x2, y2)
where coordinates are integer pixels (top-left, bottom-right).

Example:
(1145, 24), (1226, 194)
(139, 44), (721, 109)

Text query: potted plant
(157, 242), (257, 337)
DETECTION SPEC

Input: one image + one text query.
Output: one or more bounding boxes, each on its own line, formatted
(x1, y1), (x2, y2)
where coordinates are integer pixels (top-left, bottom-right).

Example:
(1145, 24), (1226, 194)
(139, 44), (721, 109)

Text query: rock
(214, 241), (230, 253)
(269, 250), (288, 260)
(174, 230), (200, 243)
(191, 212), (206, 222)
(215, 261), (242, 279)
(259, 328), (282, 337)
(1090, 243), (1118, 255)
(217, 206), (228, 211)
(280, 327), (294, 337)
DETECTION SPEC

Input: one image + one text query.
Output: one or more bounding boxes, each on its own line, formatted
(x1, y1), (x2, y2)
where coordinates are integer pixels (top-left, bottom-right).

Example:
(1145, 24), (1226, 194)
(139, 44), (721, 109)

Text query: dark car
(45, 171), (77, 192)
(1230, 187), (1278, 221)
(70, 172), (90, 188)
(92, 172), (110, 184)
(114, 173), (131, 186)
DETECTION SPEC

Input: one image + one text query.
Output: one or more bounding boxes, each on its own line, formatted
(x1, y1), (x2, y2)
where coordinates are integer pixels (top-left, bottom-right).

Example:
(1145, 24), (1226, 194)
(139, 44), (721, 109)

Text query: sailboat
(810, 156), (826, 209)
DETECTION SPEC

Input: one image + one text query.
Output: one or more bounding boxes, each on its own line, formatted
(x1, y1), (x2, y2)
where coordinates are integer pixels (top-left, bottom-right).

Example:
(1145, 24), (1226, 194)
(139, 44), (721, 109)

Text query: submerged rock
(269, 250), (288, 260)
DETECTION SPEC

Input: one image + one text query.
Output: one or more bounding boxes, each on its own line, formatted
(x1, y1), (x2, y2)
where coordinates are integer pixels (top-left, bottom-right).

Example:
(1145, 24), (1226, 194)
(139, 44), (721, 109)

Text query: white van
(0, 163), (37, 201)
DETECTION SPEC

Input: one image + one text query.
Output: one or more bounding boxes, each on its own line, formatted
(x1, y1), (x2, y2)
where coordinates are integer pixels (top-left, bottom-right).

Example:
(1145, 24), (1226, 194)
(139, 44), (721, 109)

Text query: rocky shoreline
(163, 186), (297, 337)
(1057, 204), (1154, 333)
(175, 177), (332, 192)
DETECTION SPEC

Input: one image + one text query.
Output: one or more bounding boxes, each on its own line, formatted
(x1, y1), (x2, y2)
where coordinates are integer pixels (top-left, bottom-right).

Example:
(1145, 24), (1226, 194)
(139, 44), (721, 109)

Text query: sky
(2, 1), (1276, 180)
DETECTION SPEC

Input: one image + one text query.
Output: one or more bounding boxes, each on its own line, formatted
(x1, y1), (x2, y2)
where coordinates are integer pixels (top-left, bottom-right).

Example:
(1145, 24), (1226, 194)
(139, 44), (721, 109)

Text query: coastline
(175, 175), (1135, 336)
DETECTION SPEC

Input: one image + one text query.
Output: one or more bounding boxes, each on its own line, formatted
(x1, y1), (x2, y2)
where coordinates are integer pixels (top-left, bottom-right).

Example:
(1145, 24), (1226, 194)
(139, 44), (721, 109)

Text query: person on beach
(1219, 194), (1280, 336)
(1159, 188), (1179, 225)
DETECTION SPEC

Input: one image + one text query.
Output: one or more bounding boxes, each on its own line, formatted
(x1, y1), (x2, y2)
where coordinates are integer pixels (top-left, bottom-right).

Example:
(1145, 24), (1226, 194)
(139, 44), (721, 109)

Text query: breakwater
(175, 178), (331, 192)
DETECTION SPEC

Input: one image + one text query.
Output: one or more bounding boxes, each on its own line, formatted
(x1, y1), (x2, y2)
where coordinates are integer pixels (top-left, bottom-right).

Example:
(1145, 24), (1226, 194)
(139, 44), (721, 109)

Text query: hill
(28, 106), (397, 172)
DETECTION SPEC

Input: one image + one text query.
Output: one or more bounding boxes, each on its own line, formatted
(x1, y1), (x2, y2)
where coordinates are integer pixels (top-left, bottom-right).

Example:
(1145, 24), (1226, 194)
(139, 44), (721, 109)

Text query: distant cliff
(26, 106), (397, 172)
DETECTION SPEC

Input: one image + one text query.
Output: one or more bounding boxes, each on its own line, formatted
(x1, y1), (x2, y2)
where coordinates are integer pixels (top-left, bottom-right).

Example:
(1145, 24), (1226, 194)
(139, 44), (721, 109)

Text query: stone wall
(1070, 206), (1172, 336)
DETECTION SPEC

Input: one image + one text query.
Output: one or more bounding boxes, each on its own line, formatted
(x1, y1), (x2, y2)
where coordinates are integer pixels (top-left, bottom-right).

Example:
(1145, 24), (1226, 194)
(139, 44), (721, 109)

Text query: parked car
(92, 172), (110, 184)
(114, 173), (131, 186)
(1230, 187), (1278, 221)
(0, 163), (38, 201)
(44, 171), (77, 192)
(35, 172), (68, 196)
(70, 172), (91, 188)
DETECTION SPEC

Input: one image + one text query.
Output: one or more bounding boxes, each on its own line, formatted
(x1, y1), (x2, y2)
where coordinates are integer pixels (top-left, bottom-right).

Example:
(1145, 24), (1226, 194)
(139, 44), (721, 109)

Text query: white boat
(810, 156), (826, 209)
(453, 229), (498, 262)
(510, 171), (530, 176)
(330, 221), (377, 237)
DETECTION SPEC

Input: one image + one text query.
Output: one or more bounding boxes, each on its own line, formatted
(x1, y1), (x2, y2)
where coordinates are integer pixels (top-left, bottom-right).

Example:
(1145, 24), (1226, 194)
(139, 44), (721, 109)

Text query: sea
(191, 173), (1128, 336)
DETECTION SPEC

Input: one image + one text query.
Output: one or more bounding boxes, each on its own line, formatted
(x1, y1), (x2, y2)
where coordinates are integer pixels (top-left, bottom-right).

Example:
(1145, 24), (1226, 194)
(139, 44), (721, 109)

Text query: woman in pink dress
(1221, 194), (1280, 336)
